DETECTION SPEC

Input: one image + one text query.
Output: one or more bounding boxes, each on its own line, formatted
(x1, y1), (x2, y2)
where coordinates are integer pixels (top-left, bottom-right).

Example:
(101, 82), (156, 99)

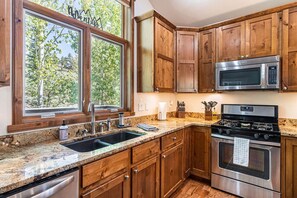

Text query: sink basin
(62, 138), (111, 152)
(61, 131), (145, 152)
(99, 131), (144, 144)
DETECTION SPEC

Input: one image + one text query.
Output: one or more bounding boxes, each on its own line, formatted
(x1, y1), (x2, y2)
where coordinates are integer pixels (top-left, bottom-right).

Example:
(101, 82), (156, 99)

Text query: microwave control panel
(268, 66), (278, 85)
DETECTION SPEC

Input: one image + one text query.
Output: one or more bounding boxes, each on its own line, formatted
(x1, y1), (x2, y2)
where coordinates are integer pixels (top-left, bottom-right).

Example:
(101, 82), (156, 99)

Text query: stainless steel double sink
(61, 131), (145, 152)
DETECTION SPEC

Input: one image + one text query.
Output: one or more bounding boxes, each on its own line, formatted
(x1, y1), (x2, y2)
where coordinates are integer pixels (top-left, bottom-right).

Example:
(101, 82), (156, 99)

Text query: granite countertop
(1, 117), (297, 194)
(0, 118), (216, 194)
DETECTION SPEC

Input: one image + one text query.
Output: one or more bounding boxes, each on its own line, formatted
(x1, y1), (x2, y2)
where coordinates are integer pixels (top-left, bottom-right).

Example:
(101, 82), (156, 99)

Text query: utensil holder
(205, 110), (213, 121)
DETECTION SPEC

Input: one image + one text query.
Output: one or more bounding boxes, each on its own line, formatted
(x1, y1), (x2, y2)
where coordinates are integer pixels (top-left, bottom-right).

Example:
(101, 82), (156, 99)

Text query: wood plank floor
(171, 179), (238, 198)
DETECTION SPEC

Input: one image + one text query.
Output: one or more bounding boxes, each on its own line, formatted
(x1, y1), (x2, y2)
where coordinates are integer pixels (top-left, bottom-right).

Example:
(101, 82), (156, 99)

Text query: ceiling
(148, 0), (296, 27)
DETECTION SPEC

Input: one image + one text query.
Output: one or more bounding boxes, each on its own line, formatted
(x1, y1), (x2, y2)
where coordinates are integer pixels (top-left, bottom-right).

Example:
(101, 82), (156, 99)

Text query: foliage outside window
(29, 0), (123, 37)
(91, 35), (123, 108)
(24, 11), (82, 115)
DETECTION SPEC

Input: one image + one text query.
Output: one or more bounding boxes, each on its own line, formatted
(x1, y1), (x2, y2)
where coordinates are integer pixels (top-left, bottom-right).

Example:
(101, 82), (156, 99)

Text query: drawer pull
(124, 175), (129, 179)
(134, 169), (138, 174)
(162, 155), (166, 159)
(172, 137), (177, 141)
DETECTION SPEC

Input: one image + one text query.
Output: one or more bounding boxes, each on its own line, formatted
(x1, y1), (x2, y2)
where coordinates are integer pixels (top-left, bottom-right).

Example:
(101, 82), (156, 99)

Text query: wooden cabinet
(132, 156), (160, 198)
(161, 143), (183, 198)
(216, 22), (245, 62)
(198, 29), (216, 93)
(82, 172), (130, 198)
(0, 0), (10, 86)
(176, 31), (198, 92)
(282, 7), (297, 91)
(216, 13), (279, 62)
(183, 127), (191, 179)
(281, 137), (297, 198)
(136, 11), (175, 92)
(245, 13), (279, 58)
(191, 126), (211, 179)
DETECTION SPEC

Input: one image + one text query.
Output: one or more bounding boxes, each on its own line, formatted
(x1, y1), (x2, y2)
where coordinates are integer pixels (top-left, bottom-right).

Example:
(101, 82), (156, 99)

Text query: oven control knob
(225, 129), (231, 135)
(218, 128), (223, 134)
(254, 133), (260, 139)
(264, 134), (270, 140)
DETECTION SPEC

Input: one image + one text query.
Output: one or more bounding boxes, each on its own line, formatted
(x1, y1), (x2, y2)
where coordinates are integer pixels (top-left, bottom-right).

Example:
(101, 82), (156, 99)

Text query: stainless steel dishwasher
(1, 168), (79, 198)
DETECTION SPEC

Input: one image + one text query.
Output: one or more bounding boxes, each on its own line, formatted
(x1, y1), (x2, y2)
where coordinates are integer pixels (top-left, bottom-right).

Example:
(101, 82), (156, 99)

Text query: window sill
(7, 111), (135, 133)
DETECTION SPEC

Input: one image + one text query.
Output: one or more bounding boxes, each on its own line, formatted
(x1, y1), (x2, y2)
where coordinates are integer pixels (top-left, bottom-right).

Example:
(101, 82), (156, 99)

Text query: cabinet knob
(162, 155), (166, 159)
(241, 55), (245, 59)
(194, 89), (197, 92)
(124, 175), (129, 179)
(155, 87), (159, 92)
(283, 86), (288, 90)
(134, 169), (138, 174)
(211, 89), (215, 92)
(172, 137), (177, 141)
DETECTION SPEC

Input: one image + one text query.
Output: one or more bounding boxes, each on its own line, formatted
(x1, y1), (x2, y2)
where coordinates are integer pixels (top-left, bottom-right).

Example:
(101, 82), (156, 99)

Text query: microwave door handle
(261, 64), (266, 87)
(32, 175), (74, 198)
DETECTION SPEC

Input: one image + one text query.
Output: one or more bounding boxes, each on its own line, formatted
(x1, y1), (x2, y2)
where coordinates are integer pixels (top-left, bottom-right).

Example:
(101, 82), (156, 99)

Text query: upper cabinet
(176, 31), (198, 93)
(0, 0), (10, 86)
(136, 11), (175, 92)
(199, 29), (216, 93)
(216, 13), (280, 62)
(282, 7), (297, 91)
(216, 22), (245, 62)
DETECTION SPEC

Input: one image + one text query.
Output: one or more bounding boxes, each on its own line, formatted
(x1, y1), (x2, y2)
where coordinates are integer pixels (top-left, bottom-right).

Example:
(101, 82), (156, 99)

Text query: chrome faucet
(88, 102), (96, 135)
(98, 118), (111, 133)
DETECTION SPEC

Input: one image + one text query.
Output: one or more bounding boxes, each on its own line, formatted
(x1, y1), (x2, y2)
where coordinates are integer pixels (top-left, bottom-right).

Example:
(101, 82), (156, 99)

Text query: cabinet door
(176, 31), (198, 92)
(245, 13), (279, 58)
(282, 137), (297, 198)
(191, 127), (211, 179)
(199, 29), (216, 93)
(0, 0), (10, 86)
(282, 8), (297, 91)
(216, 22), (245, 62)
(161, 144), (183, 198)
(132, 156), (160, 198)
(154, 18), (175, 92)
(82, 172), (130, 198)
(183, 127), (191, 179)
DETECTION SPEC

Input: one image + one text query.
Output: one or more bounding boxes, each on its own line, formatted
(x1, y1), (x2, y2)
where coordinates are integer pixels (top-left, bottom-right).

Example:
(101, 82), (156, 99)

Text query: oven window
(219, 143), (269, 179)
(220, 67), (261, 86)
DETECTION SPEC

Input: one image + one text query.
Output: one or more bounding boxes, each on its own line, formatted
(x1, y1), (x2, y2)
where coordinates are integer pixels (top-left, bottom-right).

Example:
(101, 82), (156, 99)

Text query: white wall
(177, 92), (297, 119)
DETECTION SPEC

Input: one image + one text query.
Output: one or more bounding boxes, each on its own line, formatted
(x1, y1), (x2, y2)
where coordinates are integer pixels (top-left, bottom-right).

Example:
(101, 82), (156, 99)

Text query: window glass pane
(91, 35), (122, 108)
(24, 11), (81, 114)
(30, 0), (122, 37)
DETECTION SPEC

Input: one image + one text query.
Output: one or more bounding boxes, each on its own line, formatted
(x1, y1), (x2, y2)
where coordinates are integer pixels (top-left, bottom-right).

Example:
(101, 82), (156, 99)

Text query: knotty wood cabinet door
(191, 126), (211, 179)
(161, 143), (183, 198)
(281, 137), (297, 198)
(154, 18), (175, 92)
(0, 0), (10, 86)
(216, 22), (245, 62)
(131, 156), (160, 198)
(176, 31), (198, 93)
(245, 13), (279, 58)
(183, 127), (192, 179)
(282, 8), (297, 91)
(82, 172), (130, 198)
(199, 29), (216, 93)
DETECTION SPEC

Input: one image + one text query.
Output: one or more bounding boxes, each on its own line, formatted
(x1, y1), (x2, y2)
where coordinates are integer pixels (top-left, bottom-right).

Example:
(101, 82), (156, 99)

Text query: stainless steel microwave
(215, 56), (280, 91)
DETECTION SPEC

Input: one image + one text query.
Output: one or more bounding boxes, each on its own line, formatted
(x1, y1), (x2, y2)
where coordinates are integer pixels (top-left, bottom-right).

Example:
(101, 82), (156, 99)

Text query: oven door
(216, 64), (265, 90)
(211, 135), (280, 192)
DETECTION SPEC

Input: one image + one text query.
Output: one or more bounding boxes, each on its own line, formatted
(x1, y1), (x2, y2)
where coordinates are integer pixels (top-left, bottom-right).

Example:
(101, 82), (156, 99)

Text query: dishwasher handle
(32, 175), (74, 198)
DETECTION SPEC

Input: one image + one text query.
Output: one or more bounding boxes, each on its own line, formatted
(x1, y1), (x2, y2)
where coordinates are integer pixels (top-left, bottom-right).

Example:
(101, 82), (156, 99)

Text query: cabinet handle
(134, 169), (138, 174)
(162, 155), (166, 159)
(211, 89), (215, 92)
(283, 86), (288, 90)
(124, 175), (129, 179)
(172, 137), (177, 141)
(240, 55), (245, 59)
(155, 87), (159, 92)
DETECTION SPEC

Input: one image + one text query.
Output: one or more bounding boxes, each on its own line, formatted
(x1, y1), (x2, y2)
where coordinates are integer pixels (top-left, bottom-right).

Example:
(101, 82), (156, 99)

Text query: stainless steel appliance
(1, 168), (79, 198)
(211, 104), (281, 198)
(215, 56), (280, 91)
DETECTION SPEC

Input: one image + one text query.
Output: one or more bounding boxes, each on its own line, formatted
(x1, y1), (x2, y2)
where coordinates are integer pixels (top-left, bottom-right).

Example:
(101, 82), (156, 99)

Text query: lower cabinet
(191, 126), (211, 179)
(131, 156), (160, 198)
(281, 136), (297, 198)
(183, 127), (191, 179)
(161, 143), (183, 198)
(82, 172), (130, 198)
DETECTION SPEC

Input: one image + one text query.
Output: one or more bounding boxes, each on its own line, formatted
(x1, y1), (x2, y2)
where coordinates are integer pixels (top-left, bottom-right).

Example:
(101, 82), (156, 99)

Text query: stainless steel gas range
(211, 104), (281, 198)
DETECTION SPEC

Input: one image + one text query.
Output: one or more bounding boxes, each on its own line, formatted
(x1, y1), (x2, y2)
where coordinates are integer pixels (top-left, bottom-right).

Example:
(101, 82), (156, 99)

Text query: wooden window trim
(10, 0), (134, 133)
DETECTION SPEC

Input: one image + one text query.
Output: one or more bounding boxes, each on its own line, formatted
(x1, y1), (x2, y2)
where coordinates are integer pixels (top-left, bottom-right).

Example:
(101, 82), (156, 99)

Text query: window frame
(10, 0), (134, 133)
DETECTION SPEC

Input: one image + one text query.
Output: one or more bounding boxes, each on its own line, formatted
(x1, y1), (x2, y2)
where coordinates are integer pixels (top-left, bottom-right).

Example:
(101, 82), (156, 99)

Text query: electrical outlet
(138, 103), (145, 111)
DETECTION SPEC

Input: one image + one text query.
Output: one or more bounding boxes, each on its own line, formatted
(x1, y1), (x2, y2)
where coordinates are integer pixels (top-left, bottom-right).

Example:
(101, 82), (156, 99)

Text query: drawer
(82, 150), (129, 188)
(161, 130), (183, 151)
(132, 139), (160, 164)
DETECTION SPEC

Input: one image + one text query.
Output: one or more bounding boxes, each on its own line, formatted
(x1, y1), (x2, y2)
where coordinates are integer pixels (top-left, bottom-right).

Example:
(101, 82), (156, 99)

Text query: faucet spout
(88, 103), (96, 135)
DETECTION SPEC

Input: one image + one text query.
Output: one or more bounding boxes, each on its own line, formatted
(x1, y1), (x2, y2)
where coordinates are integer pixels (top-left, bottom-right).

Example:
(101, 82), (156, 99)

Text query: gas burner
(218, 119), (240, 128)
(252, 122), (273, 131)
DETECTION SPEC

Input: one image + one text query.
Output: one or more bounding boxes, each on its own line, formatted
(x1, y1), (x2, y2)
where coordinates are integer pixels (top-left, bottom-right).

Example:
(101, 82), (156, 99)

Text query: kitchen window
(10, 0), (133, 132)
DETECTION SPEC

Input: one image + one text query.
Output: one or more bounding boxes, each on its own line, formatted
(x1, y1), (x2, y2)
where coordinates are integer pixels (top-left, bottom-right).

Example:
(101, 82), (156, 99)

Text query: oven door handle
(211, 134), (280, 147)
